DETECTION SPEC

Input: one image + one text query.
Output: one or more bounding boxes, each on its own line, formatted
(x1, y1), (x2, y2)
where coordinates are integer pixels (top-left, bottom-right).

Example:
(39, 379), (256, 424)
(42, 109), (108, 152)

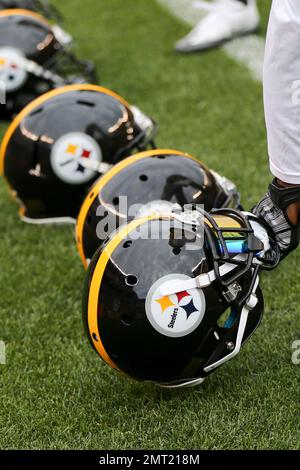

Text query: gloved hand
(252, 179), (300, 263)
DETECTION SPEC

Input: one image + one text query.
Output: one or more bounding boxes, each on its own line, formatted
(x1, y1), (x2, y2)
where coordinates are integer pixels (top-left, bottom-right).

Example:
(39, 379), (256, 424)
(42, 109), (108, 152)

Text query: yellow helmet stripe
(88, 214), (159, 371)
(76, 149), (199, 268)
(0, 8), (51, 25)
(0, 84), (132, 175)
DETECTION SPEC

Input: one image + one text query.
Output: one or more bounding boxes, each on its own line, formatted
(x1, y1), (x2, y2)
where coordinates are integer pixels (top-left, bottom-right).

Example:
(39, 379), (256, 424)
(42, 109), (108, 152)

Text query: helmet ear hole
(139, 174), (148, 182)
(76, 100), (95, 107)
(121, 314), (134, 326)
(110, 351), (119, 360)
(125, 275), (139, 287)
(123, 240), (132, 249)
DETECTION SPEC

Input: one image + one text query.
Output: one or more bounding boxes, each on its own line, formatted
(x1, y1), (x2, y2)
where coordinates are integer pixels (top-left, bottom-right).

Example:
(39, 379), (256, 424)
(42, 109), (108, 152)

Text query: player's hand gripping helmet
(0, 9), (95, 118)
(0, 84), (157, 224)
(83, 209), (275, 388)
(76, 149), (241, 268)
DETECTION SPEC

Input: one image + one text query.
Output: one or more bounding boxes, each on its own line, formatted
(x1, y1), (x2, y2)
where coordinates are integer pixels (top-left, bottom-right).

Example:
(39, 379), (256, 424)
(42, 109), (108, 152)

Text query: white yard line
(157, 0), (265, 82)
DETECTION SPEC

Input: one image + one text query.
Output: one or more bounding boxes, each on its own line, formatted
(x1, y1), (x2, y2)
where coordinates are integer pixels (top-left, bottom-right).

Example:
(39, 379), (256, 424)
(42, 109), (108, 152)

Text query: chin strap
(159, 255), (247, 297)
(72, 158), (112, 175)
(18, 56), (67, 86)
(10, 46), (94, 87)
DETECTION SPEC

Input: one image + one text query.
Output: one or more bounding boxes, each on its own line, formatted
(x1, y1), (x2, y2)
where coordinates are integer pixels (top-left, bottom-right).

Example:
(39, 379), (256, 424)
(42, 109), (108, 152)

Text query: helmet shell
(83, 215), (264, 385)
(1, 85), (150, 221)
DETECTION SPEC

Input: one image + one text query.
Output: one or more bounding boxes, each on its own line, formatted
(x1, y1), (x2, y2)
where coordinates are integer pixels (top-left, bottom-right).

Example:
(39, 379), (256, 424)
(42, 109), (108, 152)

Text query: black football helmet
(0, 1), (63, 22)
(76, 149), (241, 267)
(0, 84), (157, 224)
(83, 208), (271, 388)
(0, 9), (95, 118)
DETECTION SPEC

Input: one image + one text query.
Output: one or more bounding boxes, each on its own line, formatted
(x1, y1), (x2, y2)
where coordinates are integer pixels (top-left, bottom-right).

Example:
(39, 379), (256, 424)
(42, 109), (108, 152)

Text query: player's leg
(253, 0), (300, 260)
(175, 0), (260, 53)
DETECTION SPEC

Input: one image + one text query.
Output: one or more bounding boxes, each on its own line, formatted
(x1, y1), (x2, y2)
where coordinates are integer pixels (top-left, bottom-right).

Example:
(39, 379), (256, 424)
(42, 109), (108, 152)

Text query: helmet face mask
(1, 84), (157, 223)
(82, 209), (265, 388)
(210, 169), (241, 209)
(0, 10), (96, 118)
(76, 150), (241, 268)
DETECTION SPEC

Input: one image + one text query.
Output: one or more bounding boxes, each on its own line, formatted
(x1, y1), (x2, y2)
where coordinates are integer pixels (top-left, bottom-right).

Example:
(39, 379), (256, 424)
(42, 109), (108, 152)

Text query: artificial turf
(1, 0), (300, 450)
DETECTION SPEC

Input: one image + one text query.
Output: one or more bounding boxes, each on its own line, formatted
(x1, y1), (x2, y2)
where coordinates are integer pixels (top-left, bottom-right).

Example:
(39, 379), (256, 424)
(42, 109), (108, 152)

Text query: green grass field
(1, 0), (300, 451)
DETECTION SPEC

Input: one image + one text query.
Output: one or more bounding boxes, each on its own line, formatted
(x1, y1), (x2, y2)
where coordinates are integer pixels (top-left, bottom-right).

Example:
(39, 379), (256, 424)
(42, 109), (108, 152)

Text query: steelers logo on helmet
(0, 47), (27, 92)
(146, 274), (206, 338)
(50, 132), (103, 185)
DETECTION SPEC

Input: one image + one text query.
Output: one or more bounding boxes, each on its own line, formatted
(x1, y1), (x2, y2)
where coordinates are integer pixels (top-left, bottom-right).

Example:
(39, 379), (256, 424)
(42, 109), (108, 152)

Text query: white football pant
(264, 0), (300, 184)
